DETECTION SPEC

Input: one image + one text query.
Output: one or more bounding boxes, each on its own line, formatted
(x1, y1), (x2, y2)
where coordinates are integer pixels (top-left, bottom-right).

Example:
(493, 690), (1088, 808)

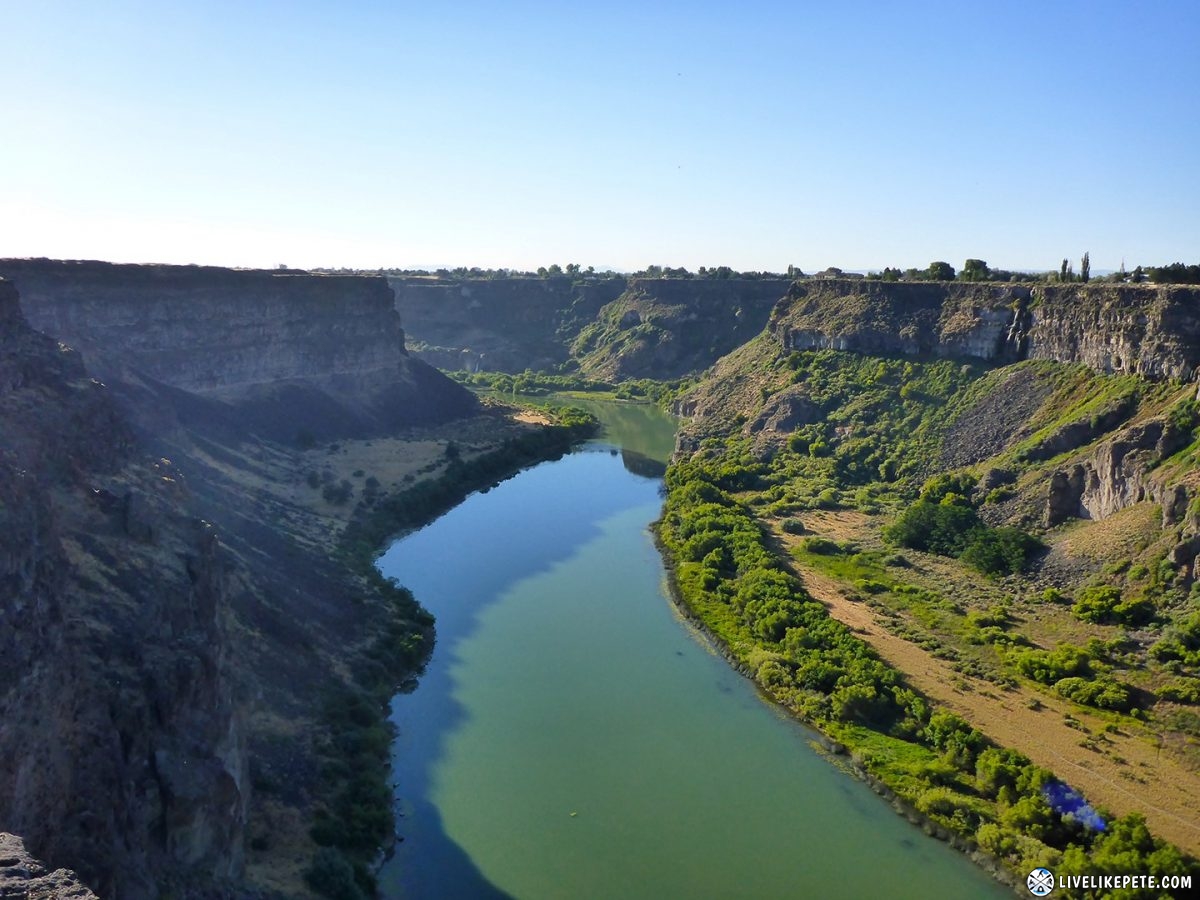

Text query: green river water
(375, 399), (1011, 899)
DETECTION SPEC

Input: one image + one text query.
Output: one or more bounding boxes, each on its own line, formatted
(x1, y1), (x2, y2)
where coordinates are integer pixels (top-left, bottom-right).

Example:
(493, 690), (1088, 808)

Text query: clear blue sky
(2, 1), (1197, 273)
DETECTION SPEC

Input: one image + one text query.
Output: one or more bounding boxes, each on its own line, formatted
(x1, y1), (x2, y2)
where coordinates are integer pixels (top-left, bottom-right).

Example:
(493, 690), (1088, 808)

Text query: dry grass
(1055, 503), (1164, 563)
(774, 515), (1200, 855)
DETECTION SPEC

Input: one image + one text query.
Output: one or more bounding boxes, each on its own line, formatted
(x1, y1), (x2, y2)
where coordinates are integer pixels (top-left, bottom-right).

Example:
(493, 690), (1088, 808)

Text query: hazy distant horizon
(0, 254), (1142, 280)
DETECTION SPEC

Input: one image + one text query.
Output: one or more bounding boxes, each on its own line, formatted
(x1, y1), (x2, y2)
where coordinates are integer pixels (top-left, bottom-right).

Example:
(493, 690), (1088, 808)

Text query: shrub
(1072, 585), (1155, 627)
(1012, 646), (1091, 684)
(323, 480), (354, 505)
(885, 498), (981, 555)
(1159, 679), (1200, 704)
(781, 518), (806, 535)
(961, 527), (1040, 576)
(919, 473), (979, 504)
(1054, 676), (1133, 712)
(801, 536), (842, 555)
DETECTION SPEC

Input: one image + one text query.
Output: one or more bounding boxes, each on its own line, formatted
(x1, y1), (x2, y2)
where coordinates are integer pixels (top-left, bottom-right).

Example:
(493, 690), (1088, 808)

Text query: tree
(1148, 262), (1200, 284)
(1080, 251), (1090, 283)
(961, 259), (990, 281)
(927, 261), (956, 281)
(1060, 259), (1069, 282)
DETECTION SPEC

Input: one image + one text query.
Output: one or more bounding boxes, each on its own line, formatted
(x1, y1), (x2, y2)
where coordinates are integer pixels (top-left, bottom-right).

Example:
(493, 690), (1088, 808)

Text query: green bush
(960, 527), (1040, 576)
(884, 498), (980, 555)
(919, 473), (979, 504)
(322, 480), (353, 505)
(1151, 613), (1200, 668)
(1072, 585), (1155, 626)
(801, 536), (842, 555)
(1159, 679), (1200, 704)
(1012, 646), (1091, 684)
(780, 517), (806, 535)
(1054, 676), (1133, 712)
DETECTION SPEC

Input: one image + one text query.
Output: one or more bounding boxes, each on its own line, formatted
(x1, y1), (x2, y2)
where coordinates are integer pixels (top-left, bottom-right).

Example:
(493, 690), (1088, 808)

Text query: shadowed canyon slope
(0, 263), (484, 898)
(0, 277), (245, 898)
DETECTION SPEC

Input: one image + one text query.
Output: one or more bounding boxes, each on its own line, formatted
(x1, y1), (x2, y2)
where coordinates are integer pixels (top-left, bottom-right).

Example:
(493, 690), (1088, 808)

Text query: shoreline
(649, 523), (1024, 895)
(313, 407), (601, 896)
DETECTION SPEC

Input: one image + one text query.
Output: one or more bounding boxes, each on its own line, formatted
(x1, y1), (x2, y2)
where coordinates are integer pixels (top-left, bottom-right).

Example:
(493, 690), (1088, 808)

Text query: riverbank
(653, 456), (1196, 897)
(649, 527), (1020, 894)
(291, 403), (599, 899)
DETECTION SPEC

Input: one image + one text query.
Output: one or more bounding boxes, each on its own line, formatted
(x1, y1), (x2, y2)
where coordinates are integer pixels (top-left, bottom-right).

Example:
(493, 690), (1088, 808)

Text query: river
(375, 398), (1010, 899)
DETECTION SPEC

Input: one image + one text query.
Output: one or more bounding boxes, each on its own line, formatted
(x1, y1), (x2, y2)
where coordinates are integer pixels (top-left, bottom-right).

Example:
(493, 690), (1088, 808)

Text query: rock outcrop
(768, 280), (1031, 363)
(573, 278), (791, 380)
(1044, 417), (1192, 526)
(0, 832), (98, 899)
(0, 259), (476, 441)
(1028, 284), (1200, 381)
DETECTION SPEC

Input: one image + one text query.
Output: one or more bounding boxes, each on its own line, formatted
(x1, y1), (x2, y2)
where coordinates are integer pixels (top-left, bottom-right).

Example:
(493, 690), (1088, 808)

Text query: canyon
(3, 263), (1200, 897)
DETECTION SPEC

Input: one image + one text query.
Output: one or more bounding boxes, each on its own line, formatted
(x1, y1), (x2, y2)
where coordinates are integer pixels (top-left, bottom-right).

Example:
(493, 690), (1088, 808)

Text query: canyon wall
(1025, 283), (1200, 380)
(389, 275), (626, 372)
(572, 278), (792, 379)
(0, 278), (246, 898)
(390, 275), (790, 380)
(0, 260), (476, 440)
(767, 279), (1200, 382)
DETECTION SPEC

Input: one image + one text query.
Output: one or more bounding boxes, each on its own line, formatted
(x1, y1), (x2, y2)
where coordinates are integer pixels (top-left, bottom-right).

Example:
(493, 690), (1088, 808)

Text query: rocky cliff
(768, 280), (1029, 361)
(0, 832), (98, 899)
(0, 260), (476, 441)
(768, 279), (1200, 383)
(571, 278), (791, 380)
(390, 275), (790, 380)
(1026, 283), (1200, 381)
(0, 278), (246, 898)
(389, 275), (625, 372)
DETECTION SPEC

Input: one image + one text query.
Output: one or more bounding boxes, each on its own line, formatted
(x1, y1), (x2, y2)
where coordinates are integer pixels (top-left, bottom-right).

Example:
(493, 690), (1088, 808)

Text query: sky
(2, 0), (1197, 274)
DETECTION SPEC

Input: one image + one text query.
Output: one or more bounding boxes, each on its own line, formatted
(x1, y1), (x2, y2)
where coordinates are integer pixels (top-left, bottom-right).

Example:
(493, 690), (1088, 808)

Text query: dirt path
(795, 564), (1200, 854)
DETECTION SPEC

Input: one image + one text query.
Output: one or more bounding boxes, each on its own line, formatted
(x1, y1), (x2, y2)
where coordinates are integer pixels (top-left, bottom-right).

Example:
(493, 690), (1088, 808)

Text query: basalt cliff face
(768, 279), (1200, 381)
(1, 260), (475, 441)
(390, 275), (790, 380)
(0, 278), (246, 898)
